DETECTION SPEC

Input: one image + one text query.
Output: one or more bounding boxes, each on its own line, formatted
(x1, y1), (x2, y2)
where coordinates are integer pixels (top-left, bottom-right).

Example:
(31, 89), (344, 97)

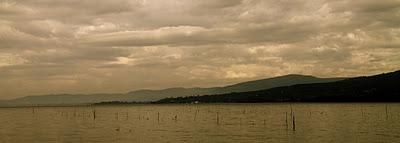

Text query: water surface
(1, 103), (399, 143)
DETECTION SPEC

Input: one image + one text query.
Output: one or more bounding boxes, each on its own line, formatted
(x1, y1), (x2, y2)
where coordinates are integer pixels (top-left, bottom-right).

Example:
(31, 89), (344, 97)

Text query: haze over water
(1, 103), (399, 143)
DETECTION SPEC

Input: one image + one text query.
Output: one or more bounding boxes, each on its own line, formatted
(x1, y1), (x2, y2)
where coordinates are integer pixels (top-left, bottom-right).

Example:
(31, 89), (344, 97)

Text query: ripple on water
(0, 103), (400, 143)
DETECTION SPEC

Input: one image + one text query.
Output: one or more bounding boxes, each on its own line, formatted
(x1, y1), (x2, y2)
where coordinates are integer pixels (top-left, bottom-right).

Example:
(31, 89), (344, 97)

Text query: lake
(0, 103), (399, 143)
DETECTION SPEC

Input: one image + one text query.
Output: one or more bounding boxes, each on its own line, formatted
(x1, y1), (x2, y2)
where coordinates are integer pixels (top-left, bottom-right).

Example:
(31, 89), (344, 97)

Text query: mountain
(124, 75), (344, 101)
(1, 94), (128, 106)
(217, 74), (342, 93)
(125, 87), (219, 101)
(0, 74), (345, 107)
(157, 70), (400, 103)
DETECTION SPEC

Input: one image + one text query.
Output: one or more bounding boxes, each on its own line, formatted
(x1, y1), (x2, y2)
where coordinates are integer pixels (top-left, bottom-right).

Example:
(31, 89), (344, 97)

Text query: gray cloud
(0, 0), (399, 99)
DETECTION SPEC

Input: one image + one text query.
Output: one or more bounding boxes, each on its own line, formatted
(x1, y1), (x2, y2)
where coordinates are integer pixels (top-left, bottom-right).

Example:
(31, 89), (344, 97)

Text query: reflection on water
(1, 103), (400, 143)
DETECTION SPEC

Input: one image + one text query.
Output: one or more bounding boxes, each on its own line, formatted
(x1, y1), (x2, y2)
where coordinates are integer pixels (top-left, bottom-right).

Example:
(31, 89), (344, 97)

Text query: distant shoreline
(2, 101), (400, 108)
(1, 70), (398, 107)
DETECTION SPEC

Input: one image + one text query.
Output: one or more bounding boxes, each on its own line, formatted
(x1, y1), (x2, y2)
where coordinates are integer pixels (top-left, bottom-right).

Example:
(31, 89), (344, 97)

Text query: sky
(0, 0), (399, 99)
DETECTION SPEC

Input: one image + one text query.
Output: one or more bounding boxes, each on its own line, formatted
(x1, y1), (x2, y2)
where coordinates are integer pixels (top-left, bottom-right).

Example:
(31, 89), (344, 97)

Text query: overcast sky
(0, 0), (399, 99)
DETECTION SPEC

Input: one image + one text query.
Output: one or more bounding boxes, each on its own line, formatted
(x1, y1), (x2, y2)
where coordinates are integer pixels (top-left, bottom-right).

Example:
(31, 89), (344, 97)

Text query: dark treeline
(156, 70), (400, 103)
(94, 101), (139, 105)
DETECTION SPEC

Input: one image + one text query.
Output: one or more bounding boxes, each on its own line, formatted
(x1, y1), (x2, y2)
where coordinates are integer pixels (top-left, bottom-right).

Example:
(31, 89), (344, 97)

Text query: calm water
(1, 103), (400, 143)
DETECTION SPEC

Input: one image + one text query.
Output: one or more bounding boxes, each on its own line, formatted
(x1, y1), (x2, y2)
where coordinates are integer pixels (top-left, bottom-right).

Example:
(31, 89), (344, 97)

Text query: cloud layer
(0, 0), (399, 99)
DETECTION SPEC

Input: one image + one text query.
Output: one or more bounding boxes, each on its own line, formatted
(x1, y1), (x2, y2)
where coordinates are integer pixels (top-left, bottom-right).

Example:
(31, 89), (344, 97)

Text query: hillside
(124, 75), (344, 101)
(157, 70), (400, 103)
(0, 74), (344, 107)
(218, 74), (342, 93)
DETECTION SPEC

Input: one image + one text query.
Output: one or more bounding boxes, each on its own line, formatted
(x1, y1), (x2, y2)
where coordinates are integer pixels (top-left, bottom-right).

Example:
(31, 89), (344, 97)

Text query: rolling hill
(157, 70), (400, 103)
(0, 74), (345, 107)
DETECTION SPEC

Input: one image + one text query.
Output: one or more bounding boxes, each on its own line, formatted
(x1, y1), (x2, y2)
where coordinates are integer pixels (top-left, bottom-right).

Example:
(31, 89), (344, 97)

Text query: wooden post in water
(386, 104), (389, 120)
(93, 108), (96, 120)
(216, 112), (220, 125)
(285, 112), (288, 129)
(361, 105), (364, 119)
(292, 112), (296, 131)
(157, 112), (160, 123)
(290, 104), (293, 117)
(194, 109), (198, 121)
